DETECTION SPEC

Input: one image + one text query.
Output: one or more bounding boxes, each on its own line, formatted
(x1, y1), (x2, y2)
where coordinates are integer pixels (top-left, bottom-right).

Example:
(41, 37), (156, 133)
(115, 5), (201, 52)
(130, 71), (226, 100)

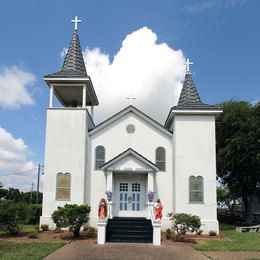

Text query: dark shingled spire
(45, 30), (87, 78)
(174, 72), (219, 110)
(178, 72), (201, 106)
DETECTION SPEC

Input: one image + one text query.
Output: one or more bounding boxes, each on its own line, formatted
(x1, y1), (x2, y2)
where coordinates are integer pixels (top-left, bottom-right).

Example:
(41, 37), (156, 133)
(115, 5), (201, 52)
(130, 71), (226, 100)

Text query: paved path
(45, 241), (209, 260)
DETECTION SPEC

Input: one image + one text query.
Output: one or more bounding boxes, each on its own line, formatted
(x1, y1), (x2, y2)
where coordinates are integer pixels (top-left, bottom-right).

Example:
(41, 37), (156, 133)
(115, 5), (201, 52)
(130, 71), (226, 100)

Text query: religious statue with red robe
(155, 199), (163, 220)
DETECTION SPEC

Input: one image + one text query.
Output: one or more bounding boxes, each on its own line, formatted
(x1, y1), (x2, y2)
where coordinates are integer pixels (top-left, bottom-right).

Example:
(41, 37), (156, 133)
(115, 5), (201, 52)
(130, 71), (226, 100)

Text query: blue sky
(0, 0), (259, 190)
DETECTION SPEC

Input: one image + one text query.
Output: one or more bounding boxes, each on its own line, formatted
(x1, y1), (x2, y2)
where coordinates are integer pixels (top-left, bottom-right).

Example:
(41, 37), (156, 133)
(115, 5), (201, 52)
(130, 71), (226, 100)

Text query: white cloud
(0, 127), (37, 190)
(83, 27), (186, 124)
(0, 66), (36, 109)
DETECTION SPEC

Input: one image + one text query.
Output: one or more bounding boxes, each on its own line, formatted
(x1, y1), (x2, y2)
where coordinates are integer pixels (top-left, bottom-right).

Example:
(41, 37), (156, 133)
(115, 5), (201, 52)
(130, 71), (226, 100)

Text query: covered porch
(97, 148), (162, 245)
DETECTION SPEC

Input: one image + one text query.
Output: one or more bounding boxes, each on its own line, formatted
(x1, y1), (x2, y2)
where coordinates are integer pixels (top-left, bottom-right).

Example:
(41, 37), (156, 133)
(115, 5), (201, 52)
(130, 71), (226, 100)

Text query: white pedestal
(97, 220), (107, 244)
(153, 220), (162, 245)
(147, 202), (154, 219)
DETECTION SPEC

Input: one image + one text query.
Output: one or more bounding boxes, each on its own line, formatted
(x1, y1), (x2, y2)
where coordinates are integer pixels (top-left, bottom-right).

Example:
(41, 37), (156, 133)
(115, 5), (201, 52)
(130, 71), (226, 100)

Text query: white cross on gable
(71, 16), (81, 30)
(126, 94), (136, 105)
(183, 58), (193, 72)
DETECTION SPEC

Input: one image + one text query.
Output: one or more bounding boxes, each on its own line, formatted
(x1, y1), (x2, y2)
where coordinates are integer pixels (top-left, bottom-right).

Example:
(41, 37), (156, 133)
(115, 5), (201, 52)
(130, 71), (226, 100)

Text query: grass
(0, 225), (65, 260)
(194, 224), (260, 251)
(0, 241), (65, 260)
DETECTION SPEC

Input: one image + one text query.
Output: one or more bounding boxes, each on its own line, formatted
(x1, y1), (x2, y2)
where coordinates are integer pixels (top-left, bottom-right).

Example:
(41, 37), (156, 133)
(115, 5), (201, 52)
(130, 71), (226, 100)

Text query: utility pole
(36, 164), (40, 204)
(30, 183), (34, 205)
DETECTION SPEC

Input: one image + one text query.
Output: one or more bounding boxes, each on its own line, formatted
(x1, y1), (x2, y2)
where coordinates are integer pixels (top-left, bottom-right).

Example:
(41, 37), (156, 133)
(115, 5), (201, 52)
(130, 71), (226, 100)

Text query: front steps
(106, 217), (153, 243)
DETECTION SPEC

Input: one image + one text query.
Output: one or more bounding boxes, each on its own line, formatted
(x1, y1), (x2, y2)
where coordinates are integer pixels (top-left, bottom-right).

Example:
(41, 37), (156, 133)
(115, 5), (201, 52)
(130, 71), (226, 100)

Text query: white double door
(115, 175), (146, 217)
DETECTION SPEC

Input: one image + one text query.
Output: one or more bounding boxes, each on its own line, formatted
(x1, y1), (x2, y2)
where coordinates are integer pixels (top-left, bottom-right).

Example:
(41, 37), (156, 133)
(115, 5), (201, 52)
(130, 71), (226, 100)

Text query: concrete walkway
(45, 241), (209, 260)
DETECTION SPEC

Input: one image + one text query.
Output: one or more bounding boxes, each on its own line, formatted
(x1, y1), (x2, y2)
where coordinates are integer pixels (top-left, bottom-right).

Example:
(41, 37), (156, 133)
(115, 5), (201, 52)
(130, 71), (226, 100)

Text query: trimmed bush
(209, 230), (217, 236)
(40, 224), (49, 231)
(52, 204), (91, 237)
(27, 232), (38, 239)
(167, 212), (201, 235)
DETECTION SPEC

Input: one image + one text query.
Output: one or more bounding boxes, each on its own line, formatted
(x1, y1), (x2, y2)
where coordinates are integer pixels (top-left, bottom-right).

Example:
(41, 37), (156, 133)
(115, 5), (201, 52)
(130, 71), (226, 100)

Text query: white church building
(40, 18), (222, 242)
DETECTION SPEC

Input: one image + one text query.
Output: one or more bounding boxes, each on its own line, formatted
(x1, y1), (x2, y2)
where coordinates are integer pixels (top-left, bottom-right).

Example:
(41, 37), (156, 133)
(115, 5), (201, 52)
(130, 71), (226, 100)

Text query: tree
(0, 200), (28, 235)
(217, 185), (242, 212)
(216, 100), (260, 225)
(52, 204), (91, 237)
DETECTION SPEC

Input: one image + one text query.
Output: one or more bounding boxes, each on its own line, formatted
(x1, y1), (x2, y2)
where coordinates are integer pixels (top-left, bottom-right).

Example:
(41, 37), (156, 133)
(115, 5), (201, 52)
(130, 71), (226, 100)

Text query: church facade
(40, 23), (222, 235)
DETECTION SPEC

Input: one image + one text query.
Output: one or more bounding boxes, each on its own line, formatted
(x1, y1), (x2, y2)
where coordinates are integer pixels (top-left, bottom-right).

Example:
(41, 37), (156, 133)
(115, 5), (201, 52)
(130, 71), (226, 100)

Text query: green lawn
(194, 224), (260, 251)
(0, 241), (65, 260)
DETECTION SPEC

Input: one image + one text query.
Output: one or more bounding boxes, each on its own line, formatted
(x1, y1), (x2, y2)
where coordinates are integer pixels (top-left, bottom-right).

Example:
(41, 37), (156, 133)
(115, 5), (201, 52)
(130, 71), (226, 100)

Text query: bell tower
(40, 17), (98, 228)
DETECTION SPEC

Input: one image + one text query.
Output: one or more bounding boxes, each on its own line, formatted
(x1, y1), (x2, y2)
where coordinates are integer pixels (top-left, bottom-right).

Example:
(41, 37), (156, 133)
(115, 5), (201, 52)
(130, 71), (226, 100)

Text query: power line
(0, 166), (44, 177)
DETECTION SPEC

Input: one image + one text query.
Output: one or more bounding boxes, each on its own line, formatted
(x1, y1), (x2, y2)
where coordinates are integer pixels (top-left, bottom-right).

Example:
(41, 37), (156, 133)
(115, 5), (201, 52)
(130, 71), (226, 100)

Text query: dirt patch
(162, 233), (229, 244)
(0, 231), (97, 243)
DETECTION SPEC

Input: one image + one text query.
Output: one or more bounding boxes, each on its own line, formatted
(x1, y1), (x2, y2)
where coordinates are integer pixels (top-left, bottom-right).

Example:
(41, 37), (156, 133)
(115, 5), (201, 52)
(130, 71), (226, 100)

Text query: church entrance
(114, 173), (146, 217)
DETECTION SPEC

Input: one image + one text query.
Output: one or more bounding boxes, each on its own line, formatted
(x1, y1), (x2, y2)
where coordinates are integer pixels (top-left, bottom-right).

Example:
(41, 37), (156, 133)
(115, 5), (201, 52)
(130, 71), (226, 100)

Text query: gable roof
(45, 30), (87, 78)
(89, 105), (172, 138)
(100, 148), (160, 172)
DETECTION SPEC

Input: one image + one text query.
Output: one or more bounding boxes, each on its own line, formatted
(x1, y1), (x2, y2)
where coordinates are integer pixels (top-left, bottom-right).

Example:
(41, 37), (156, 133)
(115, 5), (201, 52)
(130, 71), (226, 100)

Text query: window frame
(95, 145), (105, 170)
(56, 172), (71, 201)
(155, 146), (166, 171)
(189, 175), (204, 204)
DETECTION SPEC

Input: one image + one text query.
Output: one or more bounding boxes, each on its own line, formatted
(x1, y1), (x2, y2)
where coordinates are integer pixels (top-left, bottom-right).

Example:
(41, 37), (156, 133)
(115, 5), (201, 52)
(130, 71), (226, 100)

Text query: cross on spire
(183, 58), (193, 72)
(126, 94), (136, 105)
(71, 16), (81, 30)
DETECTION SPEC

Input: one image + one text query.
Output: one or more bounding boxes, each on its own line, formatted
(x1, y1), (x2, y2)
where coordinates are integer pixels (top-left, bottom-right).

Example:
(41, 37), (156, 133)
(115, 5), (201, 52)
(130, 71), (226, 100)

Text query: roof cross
(126, 94), (136, 105)
(183, 58), (193, 72)
(71, 16), (81, 30)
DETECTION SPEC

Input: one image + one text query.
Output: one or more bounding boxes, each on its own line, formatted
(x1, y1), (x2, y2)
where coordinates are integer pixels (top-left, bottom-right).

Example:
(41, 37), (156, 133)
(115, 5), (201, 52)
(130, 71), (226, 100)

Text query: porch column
(49, 85), (54, 108)
(147, 172), (154, 220)
(147, 172), (154, 192)
(106, 171), (113, 219)
(82, 85), (87, 108)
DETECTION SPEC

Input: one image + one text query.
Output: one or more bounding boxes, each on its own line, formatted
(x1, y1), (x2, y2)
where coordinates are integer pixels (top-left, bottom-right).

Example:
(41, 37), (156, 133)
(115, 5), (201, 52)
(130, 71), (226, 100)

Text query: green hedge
(0, 200), (42, 235)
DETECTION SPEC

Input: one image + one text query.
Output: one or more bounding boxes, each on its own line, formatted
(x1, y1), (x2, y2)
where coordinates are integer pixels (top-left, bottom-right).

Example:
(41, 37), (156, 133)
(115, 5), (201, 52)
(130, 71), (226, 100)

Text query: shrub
(0, 200), (27, 235)
(34, 225), (40, 231)
(173, 233), (197, 244)
(165, 228), (174, 240)
(40, 224), (49, 231)
(209, 230), (217, 236)
(196, 229), (203, 235)
(27, 232), (38, 239)
(25, 204), (42, 224)
(167, 213), (201, 235)
(82, 226), (97, 238)
(52, 204), (91, 237)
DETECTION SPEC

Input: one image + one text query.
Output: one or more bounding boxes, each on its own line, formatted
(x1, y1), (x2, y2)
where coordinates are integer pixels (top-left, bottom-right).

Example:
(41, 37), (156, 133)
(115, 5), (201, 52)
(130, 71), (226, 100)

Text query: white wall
(173, 114), (219, 233)
(89, 112), (173, 228)
(40, 108), (89, 228)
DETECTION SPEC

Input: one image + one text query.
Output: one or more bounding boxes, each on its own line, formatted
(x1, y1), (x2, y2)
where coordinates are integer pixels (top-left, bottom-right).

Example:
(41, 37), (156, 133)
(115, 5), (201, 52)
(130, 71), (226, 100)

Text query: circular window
(126, 124), (135, 134)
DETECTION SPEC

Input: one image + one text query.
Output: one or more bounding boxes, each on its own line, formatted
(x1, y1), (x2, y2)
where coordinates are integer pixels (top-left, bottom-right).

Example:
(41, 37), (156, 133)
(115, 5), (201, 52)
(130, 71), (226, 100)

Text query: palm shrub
(167, 213), (201, 235)
(52, 204), (91, 237)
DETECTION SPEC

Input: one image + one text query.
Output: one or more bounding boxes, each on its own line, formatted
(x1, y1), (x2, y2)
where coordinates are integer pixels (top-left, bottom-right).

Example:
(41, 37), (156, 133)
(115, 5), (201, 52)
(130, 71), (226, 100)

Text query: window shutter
(155, 147), (166, 171)
(56, 173), (71, 200)
(189, 175), (204, 203)
(95, 146), (105, 169)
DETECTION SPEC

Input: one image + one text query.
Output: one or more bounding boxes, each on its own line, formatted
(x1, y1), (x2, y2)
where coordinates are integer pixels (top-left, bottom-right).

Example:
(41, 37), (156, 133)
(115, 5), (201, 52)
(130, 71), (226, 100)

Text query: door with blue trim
(118, 181), (142, 217)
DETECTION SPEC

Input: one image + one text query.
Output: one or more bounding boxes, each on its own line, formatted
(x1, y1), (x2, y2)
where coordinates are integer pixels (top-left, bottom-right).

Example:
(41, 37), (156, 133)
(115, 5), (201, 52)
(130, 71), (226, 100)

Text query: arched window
(189, 175), (204, 203)
(155, 147), (166, 171)
(56, 172), (71, 200)
(95, 145), (105, 169)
